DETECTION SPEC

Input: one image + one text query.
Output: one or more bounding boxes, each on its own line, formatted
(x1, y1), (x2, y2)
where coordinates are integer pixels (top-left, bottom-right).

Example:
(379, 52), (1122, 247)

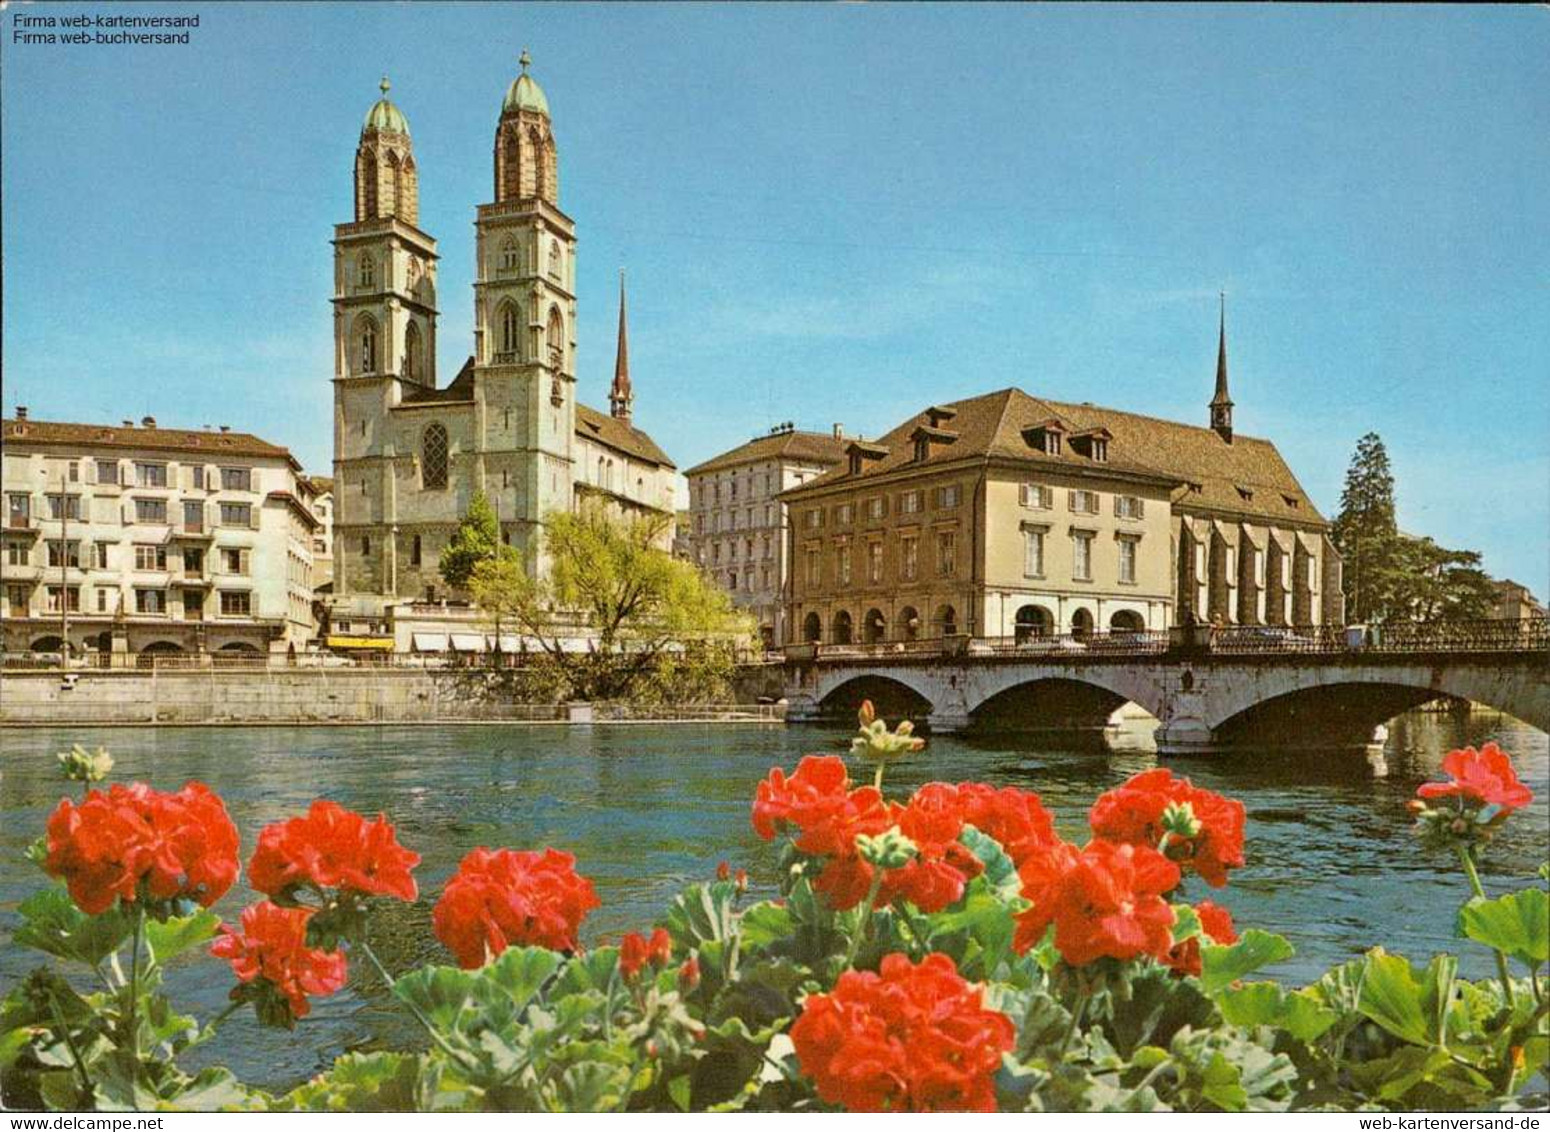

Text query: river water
(1, 711), (1545, 1093)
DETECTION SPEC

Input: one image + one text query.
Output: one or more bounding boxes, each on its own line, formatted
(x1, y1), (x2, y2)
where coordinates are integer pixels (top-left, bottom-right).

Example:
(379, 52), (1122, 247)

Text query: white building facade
(1, 412), (320, 661)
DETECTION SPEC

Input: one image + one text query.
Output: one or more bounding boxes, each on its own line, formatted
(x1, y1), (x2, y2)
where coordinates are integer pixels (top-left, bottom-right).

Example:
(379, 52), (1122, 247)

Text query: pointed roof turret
(1210, 292), (1234, 442)
(610, 269), (633, 422)
(503, 49), (551, 117)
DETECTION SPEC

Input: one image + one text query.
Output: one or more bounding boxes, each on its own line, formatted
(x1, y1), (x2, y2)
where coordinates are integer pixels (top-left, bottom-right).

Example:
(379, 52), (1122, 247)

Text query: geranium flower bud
(716, 860), (730, 881)
(858, 700), (876, 728)
(734, 868), (748, 892)
(1405, 799), (1427, 817)
(1160, 800), (1202, 840)
(679, 955), (701, 989)
(1450, 818), (1468, 835)
(856, 827), (918, 870)
(56, 744), (113, 784)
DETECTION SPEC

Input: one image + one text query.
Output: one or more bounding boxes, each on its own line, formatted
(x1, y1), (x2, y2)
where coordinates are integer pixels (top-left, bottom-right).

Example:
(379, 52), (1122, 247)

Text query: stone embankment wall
(0, 670), (785, 726)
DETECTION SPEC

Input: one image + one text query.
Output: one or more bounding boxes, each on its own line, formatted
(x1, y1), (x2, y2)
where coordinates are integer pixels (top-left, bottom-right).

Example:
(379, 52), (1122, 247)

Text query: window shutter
(1068, 490), (1078, 510)
(241, 549), (251, 576)
(1136, 499), (1145, 519)
(1020, 483), (1029, 507)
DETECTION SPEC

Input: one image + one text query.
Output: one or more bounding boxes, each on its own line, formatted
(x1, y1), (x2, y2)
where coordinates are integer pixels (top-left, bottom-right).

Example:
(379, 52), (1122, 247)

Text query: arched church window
(546, 307), (564, 369)
(403, 322), (422, 382)
(500, 237), (520, 274)
(357, 316), (378, 374)
(358, 253), (376, 289)
(422, 423), (449, 489)
(547, 240), (562, 280)
(383, 151), (400, 217)
(498, 302), (521, 359)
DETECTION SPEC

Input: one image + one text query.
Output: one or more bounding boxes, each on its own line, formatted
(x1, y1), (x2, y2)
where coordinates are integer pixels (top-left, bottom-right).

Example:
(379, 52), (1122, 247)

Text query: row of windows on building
(703, 534), (776, 566)
(720, 567), (775, 594)
(695, 468), (801, 509)
(697, 504), (779, 536)
(7, 494), (258, 529)
(802, 527), (1146, 589)
(7, 540), (255, 576)
(9, 461), (259, 493)
(5, 583), (253, 618)
(801, 484), (1147, 532)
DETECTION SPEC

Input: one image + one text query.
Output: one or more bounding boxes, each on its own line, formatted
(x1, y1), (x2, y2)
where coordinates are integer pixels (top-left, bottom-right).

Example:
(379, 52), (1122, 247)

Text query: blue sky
(4, 3), (1546, 590)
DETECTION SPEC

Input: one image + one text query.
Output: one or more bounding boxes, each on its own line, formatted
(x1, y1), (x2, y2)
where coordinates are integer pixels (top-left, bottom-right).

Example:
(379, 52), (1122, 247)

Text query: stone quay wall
(0, 669), (785, 727)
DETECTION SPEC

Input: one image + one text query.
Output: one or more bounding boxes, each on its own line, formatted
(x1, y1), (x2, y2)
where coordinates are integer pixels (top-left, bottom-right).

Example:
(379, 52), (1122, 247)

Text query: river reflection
(1, 709), (1544, 1093)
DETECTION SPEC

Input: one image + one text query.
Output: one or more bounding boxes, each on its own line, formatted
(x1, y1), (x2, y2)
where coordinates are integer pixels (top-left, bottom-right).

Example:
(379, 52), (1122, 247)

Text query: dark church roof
(789, 387), (1326, 527)
(575, 403), (674, 469)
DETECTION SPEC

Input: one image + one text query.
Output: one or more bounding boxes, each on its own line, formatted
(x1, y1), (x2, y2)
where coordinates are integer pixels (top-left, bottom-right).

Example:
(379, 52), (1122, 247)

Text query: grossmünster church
(330, 55), (676, 603)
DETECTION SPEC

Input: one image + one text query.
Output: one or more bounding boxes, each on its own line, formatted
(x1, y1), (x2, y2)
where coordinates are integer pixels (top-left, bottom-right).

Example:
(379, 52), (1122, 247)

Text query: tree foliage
(440, 492), (515, 591)
(1332, 434), (1495, 623)
(468, 501), (752, 702)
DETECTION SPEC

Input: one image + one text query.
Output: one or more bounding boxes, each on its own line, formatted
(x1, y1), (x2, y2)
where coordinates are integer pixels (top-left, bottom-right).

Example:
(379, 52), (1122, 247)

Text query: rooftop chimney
(832, 423), (844, 440)
(219, 425), (231, 433)
(141, 416), (156, 429)
(14, 406), (26, 420)
(122, 420), (135, 428)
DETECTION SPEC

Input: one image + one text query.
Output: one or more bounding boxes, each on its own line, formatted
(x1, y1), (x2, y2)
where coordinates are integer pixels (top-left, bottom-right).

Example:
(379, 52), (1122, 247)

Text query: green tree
(439, 491), (514, 590)
(1332, 433), (1403, 622)
(469, 501), (752, 702)
(1333, 434), (1498, 623)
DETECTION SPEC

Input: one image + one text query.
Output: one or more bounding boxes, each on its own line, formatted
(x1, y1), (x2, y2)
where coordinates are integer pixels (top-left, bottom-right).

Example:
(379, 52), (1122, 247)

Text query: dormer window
(1070, 427), (1113, 462)
(914, 435), (929, 462)
(1282, 494), (1300, 509)
(844, 440), (889, 476)
(1236, 486), (1254, 502)
(1021, 418), (1067, 456)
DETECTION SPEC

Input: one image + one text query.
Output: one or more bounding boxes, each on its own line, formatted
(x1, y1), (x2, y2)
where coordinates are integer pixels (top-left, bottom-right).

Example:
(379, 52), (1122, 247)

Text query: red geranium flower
(1089, 768), (1245, 888)
(1416, 743), (1534, 813)
(1014, 840), (1179, 966)
(956, 782), (1059, 868)
(432, 847), (600, 968)
(752, 756), (894, 857)
(875, 784), (985, 913)
(619, 927), (673, 979)
(211, 901), (347, 1022)
(790, 952), (1014, 1112)
(44, 781), (240, 915)
(1166, 899), (1239, 978)
(248, 800), (420, 904)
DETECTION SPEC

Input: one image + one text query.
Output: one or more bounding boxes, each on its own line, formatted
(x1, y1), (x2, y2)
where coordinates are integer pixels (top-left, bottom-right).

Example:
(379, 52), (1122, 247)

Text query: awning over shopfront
(487, 635), (522, 653)
(449, 633), (485, 653)
(325, 635), (394, 651)
(412, 632), (449, 653)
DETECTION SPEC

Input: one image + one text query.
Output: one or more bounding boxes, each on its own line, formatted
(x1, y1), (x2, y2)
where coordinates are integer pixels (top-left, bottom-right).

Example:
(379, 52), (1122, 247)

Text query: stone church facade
(331, 59), (675, 604)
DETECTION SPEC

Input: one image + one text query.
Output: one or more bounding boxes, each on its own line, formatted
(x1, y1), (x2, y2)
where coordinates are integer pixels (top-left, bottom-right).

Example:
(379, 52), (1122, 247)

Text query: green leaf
(391, 965), (481, 1033)
(1200, 930), (1295, 995)
(958, 825), (1024, 902)
(1217, 982), (1338, 1042)
(553, 1061), (631, 1112)
(278, 1051), (422, 1112)
(1199, 1050), (1248, 1111)
(159, 1066), (256, 1111)
(664, 883), (735, 950)
(924, 876), (1020, 979)
(668, 1073), (692, 1112)
(11, 888), (132, 967)
(1458, 887), (1549, 967)
(1356, 949), (1430, 1046)
(480, 946), (564, 1013)
(738, 902), (795, 951)
(144, 909), (221, 968)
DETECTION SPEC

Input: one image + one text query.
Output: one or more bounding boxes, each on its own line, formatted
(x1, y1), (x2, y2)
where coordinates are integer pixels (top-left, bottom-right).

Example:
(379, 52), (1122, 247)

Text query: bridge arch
(963, 665), (1170, 734)
(814, 671), (936, 724)
(1203, 662), (1550, 747)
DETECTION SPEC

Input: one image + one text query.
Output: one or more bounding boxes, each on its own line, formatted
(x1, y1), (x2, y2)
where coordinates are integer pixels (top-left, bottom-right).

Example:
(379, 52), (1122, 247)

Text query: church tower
(332, 78), (440, 594)
(1209, 293), (1234, 443)
(471, 51), (576, 563)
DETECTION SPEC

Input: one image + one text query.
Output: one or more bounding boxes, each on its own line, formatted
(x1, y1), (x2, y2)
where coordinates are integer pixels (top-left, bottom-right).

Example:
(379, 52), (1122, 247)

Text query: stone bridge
(781, 621), (1550, 756)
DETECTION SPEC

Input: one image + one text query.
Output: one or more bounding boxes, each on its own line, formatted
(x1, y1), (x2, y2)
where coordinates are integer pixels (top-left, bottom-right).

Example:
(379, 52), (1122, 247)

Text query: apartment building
(685, 424), (847, 648)
(1, 410), (321, 661)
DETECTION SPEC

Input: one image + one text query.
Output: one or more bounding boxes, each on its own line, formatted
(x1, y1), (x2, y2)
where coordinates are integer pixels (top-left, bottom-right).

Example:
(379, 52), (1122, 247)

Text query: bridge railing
(976, 630), (1172, 656)
(786, 617), (1547, 662)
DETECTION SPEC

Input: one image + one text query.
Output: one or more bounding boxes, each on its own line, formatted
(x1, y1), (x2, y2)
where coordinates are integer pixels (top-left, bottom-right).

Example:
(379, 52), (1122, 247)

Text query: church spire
(610, 269), (633, 422)
(1209, 291), (1233, 443)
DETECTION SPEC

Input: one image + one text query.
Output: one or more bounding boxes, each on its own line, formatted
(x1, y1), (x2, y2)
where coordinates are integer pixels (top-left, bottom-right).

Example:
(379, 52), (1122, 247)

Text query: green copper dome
(502, 50), (550, 116)
(362, 77), (410, 135)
